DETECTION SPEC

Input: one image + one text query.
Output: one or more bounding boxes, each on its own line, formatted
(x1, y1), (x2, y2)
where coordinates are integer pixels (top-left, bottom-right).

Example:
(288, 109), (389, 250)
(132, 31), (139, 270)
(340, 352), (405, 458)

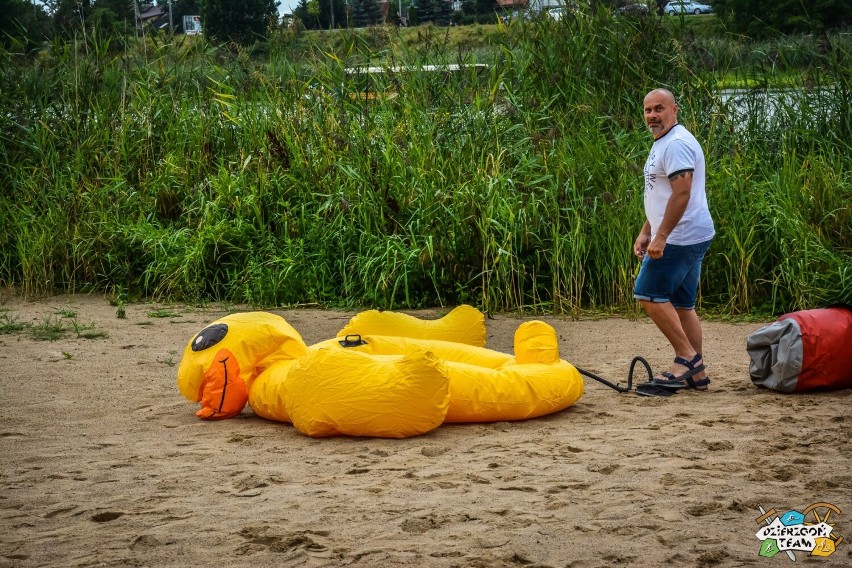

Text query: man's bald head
(643, 88), (679, 139)
(644, 88), (676, 106)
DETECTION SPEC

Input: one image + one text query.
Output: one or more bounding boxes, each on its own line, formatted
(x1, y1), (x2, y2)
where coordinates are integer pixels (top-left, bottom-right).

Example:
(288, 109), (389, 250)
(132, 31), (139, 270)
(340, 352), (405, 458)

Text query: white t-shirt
(643, 123), (715, 245)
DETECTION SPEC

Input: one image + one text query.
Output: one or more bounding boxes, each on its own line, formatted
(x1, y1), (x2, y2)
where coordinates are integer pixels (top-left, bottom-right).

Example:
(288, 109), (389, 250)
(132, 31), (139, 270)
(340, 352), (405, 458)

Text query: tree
(200, 0), (278, 44)
(0, 0), (52, 47)
(434, 0), (452, 25)
(293, 0), (346, 30)
(91, 0), (134, 35)
(714, 0), (851, 38)
(459, 0), (496, 23)
(414, 0), (433, 23)
(47, 0), (132, 40)
(415, 0), (452, 25)
(94, 0), (134, 21)
(53, 0), (93, 35)
(351, 0), (383, 27)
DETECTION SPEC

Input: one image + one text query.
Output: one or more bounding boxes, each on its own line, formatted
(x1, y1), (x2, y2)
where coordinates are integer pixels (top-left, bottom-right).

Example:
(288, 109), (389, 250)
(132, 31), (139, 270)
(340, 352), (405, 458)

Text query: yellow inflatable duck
(177, 305), (583, 438)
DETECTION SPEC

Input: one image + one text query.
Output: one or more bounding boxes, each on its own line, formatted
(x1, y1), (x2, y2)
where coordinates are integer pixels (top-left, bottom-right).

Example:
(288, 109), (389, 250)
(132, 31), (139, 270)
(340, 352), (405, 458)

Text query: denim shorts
(633, 238), (712, 309)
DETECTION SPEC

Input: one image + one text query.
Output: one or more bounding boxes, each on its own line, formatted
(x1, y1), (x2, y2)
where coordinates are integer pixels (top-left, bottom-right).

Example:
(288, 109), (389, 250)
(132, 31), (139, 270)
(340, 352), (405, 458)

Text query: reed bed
(1, 14), (850, 315)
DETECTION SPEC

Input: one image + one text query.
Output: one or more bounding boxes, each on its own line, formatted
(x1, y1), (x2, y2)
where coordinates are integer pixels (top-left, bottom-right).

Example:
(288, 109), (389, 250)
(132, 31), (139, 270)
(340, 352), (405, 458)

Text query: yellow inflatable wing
(338, 304), (486, 347)
(177, 306), (583, 437)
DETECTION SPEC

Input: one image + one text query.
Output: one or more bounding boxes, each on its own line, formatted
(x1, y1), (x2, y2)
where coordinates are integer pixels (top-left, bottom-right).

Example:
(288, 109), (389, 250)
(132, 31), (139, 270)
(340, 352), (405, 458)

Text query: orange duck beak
(195, 348), (248, 420)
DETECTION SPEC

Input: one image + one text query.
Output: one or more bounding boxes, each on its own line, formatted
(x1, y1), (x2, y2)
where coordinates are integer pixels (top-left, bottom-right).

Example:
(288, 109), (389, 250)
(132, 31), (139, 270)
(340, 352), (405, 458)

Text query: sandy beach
(1, 293), (849, 567)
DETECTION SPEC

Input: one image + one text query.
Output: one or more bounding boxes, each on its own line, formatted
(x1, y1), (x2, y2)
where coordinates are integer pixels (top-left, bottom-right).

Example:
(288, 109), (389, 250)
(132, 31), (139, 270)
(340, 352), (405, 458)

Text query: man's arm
(646, 170), (692, 259)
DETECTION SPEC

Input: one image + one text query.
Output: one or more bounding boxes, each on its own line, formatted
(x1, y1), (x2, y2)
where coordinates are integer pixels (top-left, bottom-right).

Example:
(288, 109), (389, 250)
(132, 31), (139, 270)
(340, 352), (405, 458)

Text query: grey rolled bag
(747, 306), (852, 393)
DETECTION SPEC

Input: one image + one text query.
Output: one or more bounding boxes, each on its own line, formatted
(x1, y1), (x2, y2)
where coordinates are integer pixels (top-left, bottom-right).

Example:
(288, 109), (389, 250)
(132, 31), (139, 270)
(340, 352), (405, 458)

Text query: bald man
(633, 88), (715, 394)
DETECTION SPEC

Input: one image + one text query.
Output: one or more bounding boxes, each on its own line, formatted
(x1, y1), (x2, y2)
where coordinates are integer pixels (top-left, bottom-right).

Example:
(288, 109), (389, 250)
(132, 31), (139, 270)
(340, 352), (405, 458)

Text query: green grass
(0, 312), (25, 334)
(71, 320), (109, 339)
(29, 316), (67, 341)
(1, 16), (849, 316)
(10, 315), (110, 341)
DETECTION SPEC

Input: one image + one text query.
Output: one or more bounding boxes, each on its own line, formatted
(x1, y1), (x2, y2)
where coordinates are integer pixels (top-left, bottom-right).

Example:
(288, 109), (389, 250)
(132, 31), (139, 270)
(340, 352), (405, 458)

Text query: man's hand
(634, 233), (650, 259)
(647, 234), (667, 259)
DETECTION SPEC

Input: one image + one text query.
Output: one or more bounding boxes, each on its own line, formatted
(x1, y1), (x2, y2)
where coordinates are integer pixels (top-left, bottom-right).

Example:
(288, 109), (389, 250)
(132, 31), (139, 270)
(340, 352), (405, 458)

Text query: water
(715, 87), (839, 133)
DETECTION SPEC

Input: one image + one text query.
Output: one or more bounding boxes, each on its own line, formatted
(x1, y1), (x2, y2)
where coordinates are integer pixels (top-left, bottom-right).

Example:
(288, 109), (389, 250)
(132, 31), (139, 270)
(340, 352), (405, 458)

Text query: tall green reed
(1, 18), (849, 315)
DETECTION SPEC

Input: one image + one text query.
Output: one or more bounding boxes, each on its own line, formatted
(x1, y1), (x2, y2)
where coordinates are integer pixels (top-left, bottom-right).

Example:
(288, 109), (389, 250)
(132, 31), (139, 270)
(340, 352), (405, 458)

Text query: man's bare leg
(676, 307), (707, 380)
(639, 300), (702, 377)
(676, 307), (703, 354)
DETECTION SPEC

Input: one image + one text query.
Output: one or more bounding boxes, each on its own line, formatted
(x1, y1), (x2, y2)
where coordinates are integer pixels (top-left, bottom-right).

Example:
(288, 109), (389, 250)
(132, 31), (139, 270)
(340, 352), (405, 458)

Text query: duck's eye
(191, 323), (229, 352)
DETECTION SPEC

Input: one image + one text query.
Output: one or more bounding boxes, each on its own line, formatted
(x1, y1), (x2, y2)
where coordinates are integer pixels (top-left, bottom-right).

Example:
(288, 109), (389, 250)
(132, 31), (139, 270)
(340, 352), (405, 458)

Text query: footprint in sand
(684, 501), (723, 516)
(704, 440), (734, 451)
(91, 511), (124, 522)
(233, 474), (269, 495)
(238, 525), (331, 555)
(44, 506), (77, 518)
(401, 516), (441, 534)
(586, 463), (620, 475)
(421, 445), (449, 457)
(130, 535), (163, 550)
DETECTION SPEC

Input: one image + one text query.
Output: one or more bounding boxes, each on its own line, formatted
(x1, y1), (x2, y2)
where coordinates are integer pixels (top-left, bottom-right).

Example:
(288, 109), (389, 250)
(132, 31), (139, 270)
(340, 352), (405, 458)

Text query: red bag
(747, 305), (852, 392)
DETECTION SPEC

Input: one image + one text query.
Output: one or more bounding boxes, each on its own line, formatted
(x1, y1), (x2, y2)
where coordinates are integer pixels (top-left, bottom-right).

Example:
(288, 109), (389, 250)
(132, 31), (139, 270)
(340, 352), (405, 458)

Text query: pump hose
(575, 356), (654, 393)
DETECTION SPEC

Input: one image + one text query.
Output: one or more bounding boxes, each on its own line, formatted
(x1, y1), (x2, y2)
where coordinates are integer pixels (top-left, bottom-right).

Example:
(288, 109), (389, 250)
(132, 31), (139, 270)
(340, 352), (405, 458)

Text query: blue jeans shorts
(633, 238), (712, 310)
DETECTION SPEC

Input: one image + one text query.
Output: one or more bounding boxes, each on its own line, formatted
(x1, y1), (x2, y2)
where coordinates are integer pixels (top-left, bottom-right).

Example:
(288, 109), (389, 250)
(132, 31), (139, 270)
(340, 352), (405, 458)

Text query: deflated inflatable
(747, 305), (852, 392)
(177, 306), (584, 438)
